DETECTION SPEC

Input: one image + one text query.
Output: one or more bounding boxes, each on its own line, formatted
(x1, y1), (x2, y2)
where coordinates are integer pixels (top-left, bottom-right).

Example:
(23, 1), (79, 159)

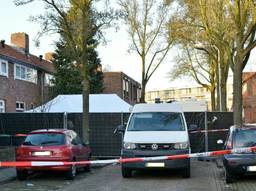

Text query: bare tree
(225, 0), (256, 127)
(171, 46), (217, 110)
(119, 0), (173, 102)
(170, 0), (233, 111)
(14, 0), (117, 142)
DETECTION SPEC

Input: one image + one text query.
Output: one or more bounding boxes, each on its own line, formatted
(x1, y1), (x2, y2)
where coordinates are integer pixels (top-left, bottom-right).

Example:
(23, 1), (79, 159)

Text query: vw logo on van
(151, 144), (158, 150)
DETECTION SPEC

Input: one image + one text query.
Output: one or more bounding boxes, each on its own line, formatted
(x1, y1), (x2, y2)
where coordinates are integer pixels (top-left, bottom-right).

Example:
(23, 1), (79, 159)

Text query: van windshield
(127, 112), (185, 131)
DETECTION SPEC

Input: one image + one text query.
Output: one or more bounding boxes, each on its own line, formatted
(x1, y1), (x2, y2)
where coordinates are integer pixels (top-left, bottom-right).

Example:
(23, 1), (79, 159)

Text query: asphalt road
(62, 160), (221, 191)
(2, 160), (256, 191)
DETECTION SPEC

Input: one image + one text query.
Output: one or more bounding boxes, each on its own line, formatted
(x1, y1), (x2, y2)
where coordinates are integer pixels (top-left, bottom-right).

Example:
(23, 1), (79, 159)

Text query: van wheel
(16, 169), (28, 180)
(122, 166), (132, 178)
(66, 164), (76, 180)
(225, 168), (234, 184)
(182, 167), (190, 178)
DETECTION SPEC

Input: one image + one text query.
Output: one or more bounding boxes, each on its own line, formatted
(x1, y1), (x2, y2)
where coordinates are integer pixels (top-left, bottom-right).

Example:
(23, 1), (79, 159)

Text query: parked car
(117, 103), (191, 178)
(219, 125), (256, 183)
(15, 129), (91, 180)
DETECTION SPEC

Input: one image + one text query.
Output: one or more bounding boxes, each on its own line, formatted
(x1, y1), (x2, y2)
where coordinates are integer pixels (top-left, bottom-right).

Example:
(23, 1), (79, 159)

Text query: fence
(0, 112), (233, 157)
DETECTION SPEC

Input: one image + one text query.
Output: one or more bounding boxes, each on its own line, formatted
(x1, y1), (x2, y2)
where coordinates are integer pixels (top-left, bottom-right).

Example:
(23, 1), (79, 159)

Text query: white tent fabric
(27, 94), (131, 113)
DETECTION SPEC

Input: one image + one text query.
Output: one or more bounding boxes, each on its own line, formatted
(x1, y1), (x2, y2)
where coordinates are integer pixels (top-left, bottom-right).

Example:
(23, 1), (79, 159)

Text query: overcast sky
(1, 1), (256, 91)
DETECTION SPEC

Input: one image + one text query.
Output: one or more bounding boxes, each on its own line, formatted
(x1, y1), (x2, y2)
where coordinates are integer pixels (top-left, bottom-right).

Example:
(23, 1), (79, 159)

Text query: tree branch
(145, 44), (171, 79)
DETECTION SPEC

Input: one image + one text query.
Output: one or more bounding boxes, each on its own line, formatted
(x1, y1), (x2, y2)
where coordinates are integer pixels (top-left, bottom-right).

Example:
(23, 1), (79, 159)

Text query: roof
(131, 100), (207, 113)
(177, 100), (208, 112)
(0, 44), (54, 73)
(28, 94), (131, 113)
(132, 103), (183, 113)
(103, 71), (141, 85)
(30, 129), (67, 134)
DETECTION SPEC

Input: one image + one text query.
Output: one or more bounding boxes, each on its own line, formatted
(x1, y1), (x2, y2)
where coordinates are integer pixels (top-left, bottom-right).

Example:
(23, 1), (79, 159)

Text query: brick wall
(103, 72), (123, 99)
(0, 61), (49, 112)
(103, 72), (141, 105)
(243, 72), (256, 123)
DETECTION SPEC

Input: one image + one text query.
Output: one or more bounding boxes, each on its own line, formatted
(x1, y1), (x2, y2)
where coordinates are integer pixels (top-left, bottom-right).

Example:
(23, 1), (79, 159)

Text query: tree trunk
(140, 55), (146, 103)
(82, 78), (90, 143)
(233, 54), (243, 127)
(221, 81), (227, 111)
(210, 88), (216, 111)
(140, 80), (147, 103)
(81, 45), (90, 143)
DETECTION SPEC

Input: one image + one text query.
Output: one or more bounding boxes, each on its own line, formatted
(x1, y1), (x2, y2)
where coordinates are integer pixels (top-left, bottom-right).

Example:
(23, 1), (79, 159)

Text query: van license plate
(247, 166), (256, 171)
(146, 162), (165, 167)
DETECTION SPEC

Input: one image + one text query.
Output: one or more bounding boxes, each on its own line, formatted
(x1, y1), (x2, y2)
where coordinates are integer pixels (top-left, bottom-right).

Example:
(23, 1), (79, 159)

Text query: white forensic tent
(178, 100), (208, 112)
(28, 94), (131, 113)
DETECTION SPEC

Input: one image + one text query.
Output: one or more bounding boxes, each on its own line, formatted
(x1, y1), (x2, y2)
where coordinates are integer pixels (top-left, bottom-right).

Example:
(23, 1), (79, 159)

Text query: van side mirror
(114, 125), (126, 134)
(189, 124), (198, 131)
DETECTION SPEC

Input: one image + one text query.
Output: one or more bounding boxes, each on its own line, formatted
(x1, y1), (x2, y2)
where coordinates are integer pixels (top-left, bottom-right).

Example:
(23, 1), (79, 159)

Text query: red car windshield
(23, 133), (65, 146)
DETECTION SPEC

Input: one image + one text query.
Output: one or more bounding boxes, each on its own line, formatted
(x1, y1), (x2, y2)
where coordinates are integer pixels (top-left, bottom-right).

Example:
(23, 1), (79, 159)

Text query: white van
(119, 103), (191, 178)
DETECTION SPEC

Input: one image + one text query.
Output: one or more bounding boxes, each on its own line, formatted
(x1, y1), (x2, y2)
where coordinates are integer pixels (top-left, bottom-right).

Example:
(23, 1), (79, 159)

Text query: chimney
(1, 40), (5, 48)
(11, 32), (29, 53)
(39, 55), (43, 61)
(45, 52), (54, 62)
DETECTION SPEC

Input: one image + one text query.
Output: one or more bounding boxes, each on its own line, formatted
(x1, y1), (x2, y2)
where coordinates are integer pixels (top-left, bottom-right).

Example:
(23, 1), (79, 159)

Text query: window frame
(44, 73), (54, 86)
(0, 100), (5, 113)
(16, 101), (26, 112)
(0, 59), (8, 77)
(14, 64), (37, 84)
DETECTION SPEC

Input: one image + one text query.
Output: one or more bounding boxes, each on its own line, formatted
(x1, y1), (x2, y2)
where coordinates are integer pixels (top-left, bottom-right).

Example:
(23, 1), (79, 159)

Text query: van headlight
(123, 142), (136, 150)
(174, 142), (188, 150)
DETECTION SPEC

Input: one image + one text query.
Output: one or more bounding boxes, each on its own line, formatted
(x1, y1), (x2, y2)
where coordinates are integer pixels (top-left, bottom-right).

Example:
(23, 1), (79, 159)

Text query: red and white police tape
(1, 146), (256, 168)
(189, 129), (229, 134)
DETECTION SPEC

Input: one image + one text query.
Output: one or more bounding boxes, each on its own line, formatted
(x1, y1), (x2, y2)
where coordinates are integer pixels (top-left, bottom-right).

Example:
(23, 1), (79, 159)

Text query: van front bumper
(121, 149), (190, 169)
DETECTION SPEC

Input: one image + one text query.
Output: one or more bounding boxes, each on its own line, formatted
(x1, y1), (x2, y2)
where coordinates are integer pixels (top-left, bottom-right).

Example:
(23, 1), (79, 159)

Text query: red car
(15, 129), (91, 180)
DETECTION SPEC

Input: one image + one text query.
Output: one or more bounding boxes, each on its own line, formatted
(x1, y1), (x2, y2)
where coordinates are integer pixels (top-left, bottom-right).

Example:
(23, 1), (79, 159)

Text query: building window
(45, 73), (54, 86)
(125, 81), (129, 93)
(0, 59), (8, 77)
(0, 100), (5, 113)
(137, 88), (141, 101)
(186, 88), (191, 94)
(123, 79), (126, 90)
(14, 64), (37, 84)
(123, 78), (130, 97)
(16, 101), (26, 112)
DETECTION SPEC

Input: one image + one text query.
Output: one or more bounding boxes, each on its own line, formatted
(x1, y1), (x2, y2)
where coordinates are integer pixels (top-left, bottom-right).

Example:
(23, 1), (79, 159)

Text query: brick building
(243, 72), (256, 123)
(0, 33), (54, 112)
(103, 72), (141, 105)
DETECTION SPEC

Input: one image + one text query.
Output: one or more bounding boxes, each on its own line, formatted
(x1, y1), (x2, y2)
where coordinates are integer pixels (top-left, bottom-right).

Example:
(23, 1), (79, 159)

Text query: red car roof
(30, 129), (68, 134)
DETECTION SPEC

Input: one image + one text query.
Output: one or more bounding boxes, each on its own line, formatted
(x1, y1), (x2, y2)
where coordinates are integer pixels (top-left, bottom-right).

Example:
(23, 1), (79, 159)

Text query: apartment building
(103, 72), (141, 105)
(0, 33), (54, 112)
(146, 84), (234, 111)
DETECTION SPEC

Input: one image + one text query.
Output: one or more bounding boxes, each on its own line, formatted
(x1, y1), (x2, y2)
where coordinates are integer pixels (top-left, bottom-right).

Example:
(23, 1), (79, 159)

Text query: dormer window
(0, 59), (8, 77)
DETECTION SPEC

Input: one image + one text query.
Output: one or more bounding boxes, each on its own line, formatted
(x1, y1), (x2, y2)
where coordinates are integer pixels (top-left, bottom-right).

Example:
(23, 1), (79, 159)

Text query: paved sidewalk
(0, 147), (16, 183)
(0, 168), (16, 183)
